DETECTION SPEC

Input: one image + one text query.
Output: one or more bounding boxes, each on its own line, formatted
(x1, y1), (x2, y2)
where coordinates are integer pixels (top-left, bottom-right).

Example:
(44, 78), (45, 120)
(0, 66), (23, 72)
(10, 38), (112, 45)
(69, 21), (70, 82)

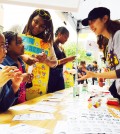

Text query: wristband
(58, 60), (60, 65)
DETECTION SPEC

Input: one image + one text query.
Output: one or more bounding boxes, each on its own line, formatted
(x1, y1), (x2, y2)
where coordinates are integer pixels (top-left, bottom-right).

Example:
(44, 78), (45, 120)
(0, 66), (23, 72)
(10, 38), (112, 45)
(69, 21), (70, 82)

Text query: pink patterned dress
(17, 64), (26, 103)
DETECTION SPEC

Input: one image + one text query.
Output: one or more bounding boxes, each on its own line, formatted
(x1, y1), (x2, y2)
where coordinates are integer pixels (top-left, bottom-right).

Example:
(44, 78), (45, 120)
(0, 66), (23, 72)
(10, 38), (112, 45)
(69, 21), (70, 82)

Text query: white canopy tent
(0, 0), (80, 12)
(0, 0), (120, 26)
(0, 0), (119, 62)
(0, 0), (120, 33)
(72, 0), (120, 20)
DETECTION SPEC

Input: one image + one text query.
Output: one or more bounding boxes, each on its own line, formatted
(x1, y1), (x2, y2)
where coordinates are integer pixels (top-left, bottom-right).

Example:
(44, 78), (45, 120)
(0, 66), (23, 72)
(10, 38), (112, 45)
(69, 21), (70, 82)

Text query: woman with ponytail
(80, 7), (120, 100)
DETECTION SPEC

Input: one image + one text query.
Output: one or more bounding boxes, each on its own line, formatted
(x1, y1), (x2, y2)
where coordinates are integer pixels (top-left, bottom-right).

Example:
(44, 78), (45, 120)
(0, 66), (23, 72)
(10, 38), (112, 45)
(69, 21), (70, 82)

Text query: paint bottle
(73, 81), (79, 97)
(82, 83), (88, 92)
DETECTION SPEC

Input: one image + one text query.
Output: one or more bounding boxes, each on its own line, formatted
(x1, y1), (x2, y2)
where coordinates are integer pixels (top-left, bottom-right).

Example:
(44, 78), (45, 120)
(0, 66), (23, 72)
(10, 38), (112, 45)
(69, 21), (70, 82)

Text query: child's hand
(26, 57), (39, 65)
(36, 52), (47, 63)
(22, 73), (34, 83)
(21, 54), (39, 65)
(67, 56), (76, 62)
(27, 73), (34, 83)
(11, 69), (23, 93)
(0, 66), (17, 88)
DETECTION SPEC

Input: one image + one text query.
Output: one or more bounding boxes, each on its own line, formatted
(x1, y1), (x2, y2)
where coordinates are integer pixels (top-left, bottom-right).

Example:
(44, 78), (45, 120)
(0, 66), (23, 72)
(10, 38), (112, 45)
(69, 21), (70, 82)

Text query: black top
(53, 42), (66, 69)
(78, 67), (86, 77)
(116, 69), (120, 78)
(87, 64), (98, 72)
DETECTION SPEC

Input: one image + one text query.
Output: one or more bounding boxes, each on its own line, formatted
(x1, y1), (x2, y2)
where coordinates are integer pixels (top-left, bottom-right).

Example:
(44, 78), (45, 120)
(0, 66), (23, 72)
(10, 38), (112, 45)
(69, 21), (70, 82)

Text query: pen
(90, 95), (96, 98)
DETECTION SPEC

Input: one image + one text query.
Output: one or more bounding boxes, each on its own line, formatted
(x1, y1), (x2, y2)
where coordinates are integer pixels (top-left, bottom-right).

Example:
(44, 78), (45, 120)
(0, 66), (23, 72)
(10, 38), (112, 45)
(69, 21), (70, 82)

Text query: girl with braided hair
(2, 31), (33, 104)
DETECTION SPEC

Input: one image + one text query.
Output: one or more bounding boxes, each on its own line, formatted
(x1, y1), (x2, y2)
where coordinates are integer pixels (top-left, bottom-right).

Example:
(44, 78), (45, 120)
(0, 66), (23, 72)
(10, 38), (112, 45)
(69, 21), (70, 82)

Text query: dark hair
(97, 35), (108, 49)
(93, 61), (97, 64)
(55, 27), (69, 37)
(101, 57), (106, 63)
(23, 9), (53, 44)
(97, 35), (109, 62)
(3, 31), (17, 46)
(106, 20), (120, 36)
(80, 61), (86, 65)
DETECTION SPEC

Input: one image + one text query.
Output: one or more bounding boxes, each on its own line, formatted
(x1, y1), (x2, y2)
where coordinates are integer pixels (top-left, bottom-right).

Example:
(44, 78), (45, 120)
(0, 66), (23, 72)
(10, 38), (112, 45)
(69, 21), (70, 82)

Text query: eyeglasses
(37, 10), (51, 21)
(0, 44), (7, 50)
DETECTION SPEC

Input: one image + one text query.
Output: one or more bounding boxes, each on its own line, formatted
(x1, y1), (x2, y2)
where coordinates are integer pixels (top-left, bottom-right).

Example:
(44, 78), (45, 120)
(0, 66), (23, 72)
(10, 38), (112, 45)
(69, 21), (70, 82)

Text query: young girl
(22, 9), (58, 98)
(0, 33), (23, 112)
(23, 9), (57, 67)
(47, 27), (76, 93)
(81, 7), (120, 99)
(2, 31), (33, 104)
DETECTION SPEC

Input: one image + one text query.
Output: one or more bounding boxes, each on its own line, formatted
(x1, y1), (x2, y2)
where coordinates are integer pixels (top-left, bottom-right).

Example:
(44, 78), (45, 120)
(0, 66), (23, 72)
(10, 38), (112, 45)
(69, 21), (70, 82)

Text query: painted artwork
(21, 34), (50, 100)
(64, 62), (74, 88)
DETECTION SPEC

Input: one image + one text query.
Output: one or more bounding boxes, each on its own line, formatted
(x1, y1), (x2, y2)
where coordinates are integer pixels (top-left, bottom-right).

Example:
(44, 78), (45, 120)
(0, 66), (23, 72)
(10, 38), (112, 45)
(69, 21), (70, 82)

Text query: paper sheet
(9, 104), (31, 111)
(30, 105), (56, 113)
(0, 124), (10, 134)
(36, 100), (58, 106)
(9, 124), (49, 134)
(13, 113), (54, 121)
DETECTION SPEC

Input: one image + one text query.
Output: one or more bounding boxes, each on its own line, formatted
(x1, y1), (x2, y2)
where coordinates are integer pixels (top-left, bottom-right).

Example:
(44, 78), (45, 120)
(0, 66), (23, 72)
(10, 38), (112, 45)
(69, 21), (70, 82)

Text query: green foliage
(64, 41), (95, 63)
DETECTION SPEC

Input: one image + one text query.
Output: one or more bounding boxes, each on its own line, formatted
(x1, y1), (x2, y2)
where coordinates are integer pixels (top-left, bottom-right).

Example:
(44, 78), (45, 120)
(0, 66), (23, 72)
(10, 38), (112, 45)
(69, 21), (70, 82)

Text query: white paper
(28, 65), (33, 74)
(12, 113), (54, 121)
(9, 124), (49, 134)
(54, 121), (69, 134)
(0, 124), (10, 134)
(48, 96), (63, 100)
(43, 98), (61, 102)
(10, 104), (31, 111)
(48, 94), (65, 100)
(30, 105), (56, 113)
(37, 100), (58, 106)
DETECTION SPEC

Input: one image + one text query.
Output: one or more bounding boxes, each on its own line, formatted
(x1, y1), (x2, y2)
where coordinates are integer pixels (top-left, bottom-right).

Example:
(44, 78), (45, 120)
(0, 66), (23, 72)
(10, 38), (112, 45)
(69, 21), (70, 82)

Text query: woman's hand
(0, 66), (18, 88)
(78, 69), (95, 81)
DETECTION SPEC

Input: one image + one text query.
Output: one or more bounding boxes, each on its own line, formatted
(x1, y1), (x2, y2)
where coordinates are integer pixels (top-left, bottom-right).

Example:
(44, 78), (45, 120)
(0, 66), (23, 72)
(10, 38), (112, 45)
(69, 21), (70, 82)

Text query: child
(47, 27), (76, 93)
(22, 9), (58, 98)
(0, 33), (23, 112)
(23, 9), (57, 67)
(2, 31), (33, 104)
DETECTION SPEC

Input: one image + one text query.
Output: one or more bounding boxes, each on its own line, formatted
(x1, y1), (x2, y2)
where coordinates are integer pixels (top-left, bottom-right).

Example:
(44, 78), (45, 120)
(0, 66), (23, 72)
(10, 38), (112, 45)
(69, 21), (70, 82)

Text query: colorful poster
(64, 62), (74, 88)
(21, 34), (50, 100)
